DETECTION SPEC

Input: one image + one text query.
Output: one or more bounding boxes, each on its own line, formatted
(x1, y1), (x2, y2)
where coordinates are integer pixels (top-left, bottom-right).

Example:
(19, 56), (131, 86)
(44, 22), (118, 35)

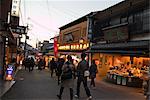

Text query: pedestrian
(56, 58), (65, 85)
(22, 58), (28, 70)
(30, 57), (35, 71)
(25, 58), (30, 72)
(57, 55), (75, 100)
(26, 58), (31, 72)
(49, 58), (57, 77)
(89, 60), (98, 88)
(38, 58), (44, 70)
(75, 53), (92, 100)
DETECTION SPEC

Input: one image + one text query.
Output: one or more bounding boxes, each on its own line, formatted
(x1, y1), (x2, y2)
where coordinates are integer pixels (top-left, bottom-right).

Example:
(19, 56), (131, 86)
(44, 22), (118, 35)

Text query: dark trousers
(58, 87), (73, 100)
(51, 68), (55, 77)
(57, 75), (61, 85)
(76, 76), (91, 97)
(90, 78), (95, 87)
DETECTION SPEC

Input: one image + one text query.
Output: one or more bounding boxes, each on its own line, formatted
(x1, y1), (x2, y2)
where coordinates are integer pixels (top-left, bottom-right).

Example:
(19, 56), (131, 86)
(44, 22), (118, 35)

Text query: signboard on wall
(11, 26), (26, 34)
(11, 0), (21, 17)
(103, 25), (128, 43)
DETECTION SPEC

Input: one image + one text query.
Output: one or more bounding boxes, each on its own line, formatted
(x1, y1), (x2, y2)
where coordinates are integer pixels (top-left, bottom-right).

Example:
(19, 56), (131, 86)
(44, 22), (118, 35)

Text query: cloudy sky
(20, 0), (123, 47)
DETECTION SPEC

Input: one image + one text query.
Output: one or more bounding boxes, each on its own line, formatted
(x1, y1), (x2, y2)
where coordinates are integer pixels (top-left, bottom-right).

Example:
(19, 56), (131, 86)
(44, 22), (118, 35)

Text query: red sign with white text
(54, 37), (58, 58)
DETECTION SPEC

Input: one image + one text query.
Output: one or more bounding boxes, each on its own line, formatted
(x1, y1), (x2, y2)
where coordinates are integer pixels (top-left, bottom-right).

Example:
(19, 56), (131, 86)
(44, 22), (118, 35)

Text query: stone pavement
(1, 68), (146, 100)
(0, 65), (20, 97)
(0, 80), (16, 97)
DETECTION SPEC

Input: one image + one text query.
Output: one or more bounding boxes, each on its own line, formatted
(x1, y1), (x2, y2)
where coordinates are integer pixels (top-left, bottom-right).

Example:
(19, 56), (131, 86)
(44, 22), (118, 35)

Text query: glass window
(121, 17), (127, 23)
(143, 8), (150, 31)
(110, 17), (120, 25)
(134, 11), (143, 23)
(128, 15), (133, 24)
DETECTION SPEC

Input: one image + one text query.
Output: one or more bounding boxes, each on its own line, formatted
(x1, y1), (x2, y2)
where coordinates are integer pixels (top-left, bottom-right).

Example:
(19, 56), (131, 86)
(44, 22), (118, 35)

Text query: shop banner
(54, 37), (58, 58)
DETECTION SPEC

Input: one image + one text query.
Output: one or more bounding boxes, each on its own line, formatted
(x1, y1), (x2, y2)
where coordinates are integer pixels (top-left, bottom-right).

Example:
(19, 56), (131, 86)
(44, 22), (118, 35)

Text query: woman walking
(57, 55), (75, 100)
(89, 60), (98, 88)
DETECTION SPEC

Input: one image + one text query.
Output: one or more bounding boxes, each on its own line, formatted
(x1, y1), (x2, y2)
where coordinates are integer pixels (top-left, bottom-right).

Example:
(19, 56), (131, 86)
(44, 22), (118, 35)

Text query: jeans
(76, 76), (91, 97)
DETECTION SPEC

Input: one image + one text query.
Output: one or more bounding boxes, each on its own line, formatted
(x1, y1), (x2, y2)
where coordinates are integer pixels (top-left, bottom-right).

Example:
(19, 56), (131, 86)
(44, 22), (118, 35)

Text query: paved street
(1, 68), (145, 100)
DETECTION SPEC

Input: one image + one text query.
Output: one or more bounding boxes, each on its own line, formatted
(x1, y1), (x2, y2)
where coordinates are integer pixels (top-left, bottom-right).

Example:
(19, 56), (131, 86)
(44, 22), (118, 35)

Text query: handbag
(84, 70), (90, 77)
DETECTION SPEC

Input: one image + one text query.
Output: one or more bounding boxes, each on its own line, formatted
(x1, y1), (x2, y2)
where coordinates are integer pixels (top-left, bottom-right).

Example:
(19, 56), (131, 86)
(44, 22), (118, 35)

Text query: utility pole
(24, 25), (28, 58)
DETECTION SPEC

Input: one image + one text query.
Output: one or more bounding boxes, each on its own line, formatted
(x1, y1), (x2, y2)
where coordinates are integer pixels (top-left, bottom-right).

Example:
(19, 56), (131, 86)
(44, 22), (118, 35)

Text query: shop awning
(46, 45), (54, 50)
(86, 49), (149, 57)
(91, 40), (149, 49)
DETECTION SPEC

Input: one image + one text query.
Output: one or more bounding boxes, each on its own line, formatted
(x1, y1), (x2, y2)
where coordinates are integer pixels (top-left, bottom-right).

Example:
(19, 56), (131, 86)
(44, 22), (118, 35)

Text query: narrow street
(1, 68), (145, 100)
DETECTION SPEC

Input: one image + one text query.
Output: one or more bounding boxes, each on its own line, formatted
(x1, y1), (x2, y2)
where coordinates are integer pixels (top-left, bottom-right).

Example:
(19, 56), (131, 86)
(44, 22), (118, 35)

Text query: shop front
(58, 42), (90, 66)
(89, 40), (149, 87)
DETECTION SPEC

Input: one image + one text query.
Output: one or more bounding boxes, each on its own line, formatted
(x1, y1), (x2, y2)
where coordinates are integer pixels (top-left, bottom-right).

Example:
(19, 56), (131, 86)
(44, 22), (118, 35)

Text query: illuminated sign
(11, 0), (21, 17)
(6, 65), (14, 81)
(58, 43), (89, 50)
(54, 37), (58, 57)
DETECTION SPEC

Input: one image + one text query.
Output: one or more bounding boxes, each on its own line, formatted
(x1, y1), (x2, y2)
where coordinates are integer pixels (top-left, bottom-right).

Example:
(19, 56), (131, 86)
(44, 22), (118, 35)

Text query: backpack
(61, 62), (72, 81)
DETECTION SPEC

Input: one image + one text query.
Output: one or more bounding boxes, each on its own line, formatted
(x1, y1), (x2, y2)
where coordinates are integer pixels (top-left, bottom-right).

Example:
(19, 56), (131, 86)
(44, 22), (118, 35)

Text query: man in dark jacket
(56, 58), (65, 85)
(30, 57), (35, 71)
(49, 58), (57, 77)
(38, 58), (44, 70)
(75, 53), (92, 100)
(89, 60), (98, 88)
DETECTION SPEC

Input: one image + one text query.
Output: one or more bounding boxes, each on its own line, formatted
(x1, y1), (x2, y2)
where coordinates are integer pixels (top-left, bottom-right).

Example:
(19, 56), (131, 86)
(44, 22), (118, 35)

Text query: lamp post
(24, 25), (29, 58)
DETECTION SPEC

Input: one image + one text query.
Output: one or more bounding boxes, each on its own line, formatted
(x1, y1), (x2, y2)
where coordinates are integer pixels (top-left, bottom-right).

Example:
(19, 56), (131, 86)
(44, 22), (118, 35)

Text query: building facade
(0, 0), (21, 80)
(58, 14), (93, 61)
(90, 0), (149, 76)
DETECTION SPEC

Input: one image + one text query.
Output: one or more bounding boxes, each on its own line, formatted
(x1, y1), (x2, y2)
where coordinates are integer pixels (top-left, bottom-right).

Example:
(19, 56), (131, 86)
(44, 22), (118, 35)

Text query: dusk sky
(20, 0), (123, 47)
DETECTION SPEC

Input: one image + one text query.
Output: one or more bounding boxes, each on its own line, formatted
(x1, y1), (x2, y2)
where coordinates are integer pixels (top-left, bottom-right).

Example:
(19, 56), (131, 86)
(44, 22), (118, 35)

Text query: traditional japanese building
(88, 0), (149, 77)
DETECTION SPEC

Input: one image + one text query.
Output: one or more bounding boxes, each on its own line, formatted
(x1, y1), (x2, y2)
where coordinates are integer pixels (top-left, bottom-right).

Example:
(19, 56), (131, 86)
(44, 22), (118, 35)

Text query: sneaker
(87, 96), (92, 100)
(57, 94), (61, 99)
(74, 94), (79, 98)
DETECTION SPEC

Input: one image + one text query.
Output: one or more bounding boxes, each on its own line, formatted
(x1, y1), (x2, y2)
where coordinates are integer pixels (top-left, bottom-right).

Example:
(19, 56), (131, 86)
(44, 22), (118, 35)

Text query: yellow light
(80, 44), (83, 49)
(71, 45), (73, 49)
(83, 44), (87, 49)
(76, 44), (79, 49)
(87, 43), (89, 47)
(73, 45), (76, 49)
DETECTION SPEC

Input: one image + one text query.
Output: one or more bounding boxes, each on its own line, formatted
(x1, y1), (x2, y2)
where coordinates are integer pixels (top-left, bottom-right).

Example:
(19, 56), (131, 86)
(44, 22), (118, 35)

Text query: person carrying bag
(57, 55), (75, 100)
(75, 53), (92, 100)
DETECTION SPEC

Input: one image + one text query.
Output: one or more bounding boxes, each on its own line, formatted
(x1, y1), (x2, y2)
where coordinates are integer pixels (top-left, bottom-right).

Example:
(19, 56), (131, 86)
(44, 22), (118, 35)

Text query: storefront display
(106, 58), (149, 88)
(92, 52), (150, 88)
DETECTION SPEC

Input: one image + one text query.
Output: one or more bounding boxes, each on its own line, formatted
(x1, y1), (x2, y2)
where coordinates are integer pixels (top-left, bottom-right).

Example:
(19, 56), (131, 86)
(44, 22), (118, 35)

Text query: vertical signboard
(11, 0), (21, 17)
(54, 37), (58, 58)
(11, 0), (20, 26)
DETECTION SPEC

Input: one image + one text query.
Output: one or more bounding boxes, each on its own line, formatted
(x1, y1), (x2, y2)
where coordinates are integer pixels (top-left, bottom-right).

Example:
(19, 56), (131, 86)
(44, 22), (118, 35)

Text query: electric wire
(46, 0), (51, 18)
(24, 0), (26, 23)
(45, 1), (77, 20)
(29, 18), (58, 33)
